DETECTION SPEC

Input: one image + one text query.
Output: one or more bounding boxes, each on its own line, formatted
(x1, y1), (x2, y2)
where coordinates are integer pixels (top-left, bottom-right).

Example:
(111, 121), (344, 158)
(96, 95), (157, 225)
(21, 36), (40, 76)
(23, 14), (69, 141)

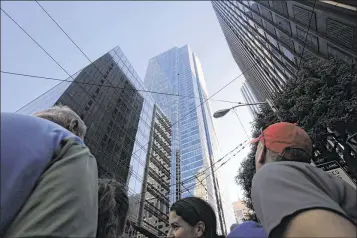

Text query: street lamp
(213, 99), (281, 120)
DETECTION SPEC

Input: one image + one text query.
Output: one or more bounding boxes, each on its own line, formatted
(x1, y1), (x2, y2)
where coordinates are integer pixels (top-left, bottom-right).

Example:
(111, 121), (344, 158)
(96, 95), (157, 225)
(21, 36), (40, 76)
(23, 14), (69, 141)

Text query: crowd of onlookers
(1, 105), (356, 238)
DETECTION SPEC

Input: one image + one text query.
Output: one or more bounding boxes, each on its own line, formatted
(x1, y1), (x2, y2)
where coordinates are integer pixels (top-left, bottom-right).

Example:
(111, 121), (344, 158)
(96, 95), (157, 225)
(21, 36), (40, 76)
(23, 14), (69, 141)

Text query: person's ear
(256, 142), (266, 166)
(69, 119), (79, 135)
(195, 221), (205, 238)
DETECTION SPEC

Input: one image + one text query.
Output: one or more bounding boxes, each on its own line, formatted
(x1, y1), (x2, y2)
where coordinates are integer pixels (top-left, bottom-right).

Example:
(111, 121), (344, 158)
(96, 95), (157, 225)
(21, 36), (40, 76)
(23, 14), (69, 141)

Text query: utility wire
(296, 0), (318, 72)
(166, 140), (248, 191)
(33, 1), (329, 206)
(2, 4), (194, 198)
(179, 140), (249, 217)
(0, 8), (73, 78)
(181, 140), (248, 186)
(2, 4), (256, 198)
(1, 71), (244, 105)
(0, 3), (218, 200)
(195, 141), (249, 187)
(121, 139), (249, 202)
(0, 7), (164, 191)
(155, 0), (322, 202)
(141, 139), (248, 198)
(196, 141), (249, 185)
(233, 108), (250, 139)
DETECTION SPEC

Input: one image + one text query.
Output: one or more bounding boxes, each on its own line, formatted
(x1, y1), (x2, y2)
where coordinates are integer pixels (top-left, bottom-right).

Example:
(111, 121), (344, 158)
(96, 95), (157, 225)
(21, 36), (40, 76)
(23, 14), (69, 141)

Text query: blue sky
(1, 1), (253, 229)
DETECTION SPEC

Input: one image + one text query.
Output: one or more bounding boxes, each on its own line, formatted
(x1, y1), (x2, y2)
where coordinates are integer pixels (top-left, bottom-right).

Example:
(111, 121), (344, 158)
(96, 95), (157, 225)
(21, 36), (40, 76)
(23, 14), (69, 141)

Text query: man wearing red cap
(251, 122), (356, 237)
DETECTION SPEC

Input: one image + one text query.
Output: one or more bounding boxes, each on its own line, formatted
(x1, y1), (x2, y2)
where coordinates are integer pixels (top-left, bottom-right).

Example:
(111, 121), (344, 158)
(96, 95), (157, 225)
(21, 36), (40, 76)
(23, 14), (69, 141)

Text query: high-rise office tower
(144, 45), (226, 235)
(17, 46), (171, 238)
(213, 1), (357, 102)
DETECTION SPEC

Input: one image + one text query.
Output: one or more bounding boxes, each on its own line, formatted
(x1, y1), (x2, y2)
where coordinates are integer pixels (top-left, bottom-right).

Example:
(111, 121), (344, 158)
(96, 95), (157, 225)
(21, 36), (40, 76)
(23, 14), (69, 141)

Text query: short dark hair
(266, 147), (311, 163)
(97, 179), (129, 238)
(171, 197), (223, 238)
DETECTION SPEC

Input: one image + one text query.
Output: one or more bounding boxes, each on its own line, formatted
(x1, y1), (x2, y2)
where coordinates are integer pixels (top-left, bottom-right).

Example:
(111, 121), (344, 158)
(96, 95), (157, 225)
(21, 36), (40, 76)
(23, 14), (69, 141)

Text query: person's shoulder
(2, 112), (83, 145)
(252, 161), (334, 188)
(228, 221), (267, 238)
(254, 161), (325, 178)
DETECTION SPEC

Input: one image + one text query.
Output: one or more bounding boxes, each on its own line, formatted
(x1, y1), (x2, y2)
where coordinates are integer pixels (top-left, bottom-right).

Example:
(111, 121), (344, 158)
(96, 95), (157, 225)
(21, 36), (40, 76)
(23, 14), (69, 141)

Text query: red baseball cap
(251, 122), (312, 160)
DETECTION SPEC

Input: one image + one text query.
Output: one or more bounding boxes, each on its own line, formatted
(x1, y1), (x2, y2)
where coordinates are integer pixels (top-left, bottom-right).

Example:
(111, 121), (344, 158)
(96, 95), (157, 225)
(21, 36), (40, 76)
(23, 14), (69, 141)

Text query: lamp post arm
(230, 102), (267, 110)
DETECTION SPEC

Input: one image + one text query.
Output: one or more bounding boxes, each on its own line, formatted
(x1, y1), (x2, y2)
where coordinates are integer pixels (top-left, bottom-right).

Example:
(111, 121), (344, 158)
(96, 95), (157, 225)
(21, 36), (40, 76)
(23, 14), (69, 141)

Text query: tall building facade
(144, 45), (226, 234)
(213, 0), (357, 102)
(17, 46), (172, 238)
(139, 105), (172, 237)
(241, 81), (260, 117)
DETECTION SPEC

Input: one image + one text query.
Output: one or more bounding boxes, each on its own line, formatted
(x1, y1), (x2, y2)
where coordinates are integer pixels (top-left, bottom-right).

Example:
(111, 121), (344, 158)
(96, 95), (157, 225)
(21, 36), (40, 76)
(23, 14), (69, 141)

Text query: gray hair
(34, 104), (87, 139)
(266, 147), (311, 163)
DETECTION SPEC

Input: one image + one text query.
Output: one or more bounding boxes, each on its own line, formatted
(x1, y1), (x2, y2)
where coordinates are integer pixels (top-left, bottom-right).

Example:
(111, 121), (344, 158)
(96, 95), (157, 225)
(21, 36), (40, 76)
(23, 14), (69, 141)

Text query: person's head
(33, 104), (86, 139)
(252, 122), (313, 170)
(97, 179), (129, 238)
(168, 197), (221, 238)
(227, 221), (267, 238)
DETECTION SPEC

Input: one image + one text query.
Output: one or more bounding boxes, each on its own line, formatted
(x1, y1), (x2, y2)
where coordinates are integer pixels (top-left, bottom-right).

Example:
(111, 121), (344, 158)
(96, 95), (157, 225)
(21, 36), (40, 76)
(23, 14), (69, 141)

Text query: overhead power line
(1, 6), (165, 191)
(195, 141), (250, 187)
(2, 3), (255, 200)
(182, 140), (248, 184)
(297, 0), (318, 71)
(1, 71), (244, 105)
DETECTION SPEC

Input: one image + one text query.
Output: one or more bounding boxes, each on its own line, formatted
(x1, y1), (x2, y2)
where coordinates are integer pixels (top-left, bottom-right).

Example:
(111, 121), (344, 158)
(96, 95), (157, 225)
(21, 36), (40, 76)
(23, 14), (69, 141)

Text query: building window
(272, 1), (288, 16)
(326, 18), (355, 50)
(292, 5), (317, 30)
(252, 13), (263, 26)
(264, 21), (276, 36)
(278, 31), (295, 51)
(296, 26), (319, 51)
(259, 5), (272, 21)
(274, 14), (291, 35)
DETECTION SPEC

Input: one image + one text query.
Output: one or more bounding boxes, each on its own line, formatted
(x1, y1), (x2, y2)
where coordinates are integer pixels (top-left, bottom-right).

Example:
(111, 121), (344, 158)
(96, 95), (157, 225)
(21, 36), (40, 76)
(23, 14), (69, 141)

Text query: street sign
(317, 161), (356, 189)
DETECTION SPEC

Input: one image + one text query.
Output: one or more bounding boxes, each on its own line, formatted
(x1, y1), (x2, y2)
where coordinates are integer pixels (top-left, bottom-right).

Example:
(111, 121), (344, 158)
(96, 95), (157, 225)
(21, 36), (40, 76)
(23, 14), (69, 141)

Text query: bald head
(34, 105), (87, 139)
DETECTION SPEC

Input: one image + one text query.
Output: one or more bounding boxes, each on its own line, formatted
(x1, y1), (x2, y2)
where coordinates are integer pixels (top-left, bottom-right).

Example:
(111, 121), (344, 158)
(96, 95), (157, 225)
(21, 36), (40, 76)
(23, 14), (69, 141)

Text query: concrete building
(139, 106), (172, 237)
(232, 200), (248, 224)
(213, 0), (357, 101)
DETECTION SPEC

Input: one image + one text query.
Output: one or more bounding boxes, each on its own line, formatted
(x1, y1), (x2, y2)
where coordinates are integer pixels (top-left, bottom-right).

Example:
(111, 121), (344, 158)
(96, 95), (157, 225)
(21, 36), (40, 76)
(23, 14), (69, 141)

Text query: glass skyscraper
(17, 46), (172, 237)
(144, 45), (226, 234)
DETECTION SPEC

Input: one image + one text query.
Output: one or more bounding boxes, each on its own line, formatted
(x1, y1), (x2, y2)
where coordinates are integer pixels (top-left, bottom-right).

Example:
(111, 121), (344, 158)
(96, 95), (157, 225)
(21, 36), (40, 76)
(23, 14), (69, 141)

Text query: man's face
(255, 141), (265, 171)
